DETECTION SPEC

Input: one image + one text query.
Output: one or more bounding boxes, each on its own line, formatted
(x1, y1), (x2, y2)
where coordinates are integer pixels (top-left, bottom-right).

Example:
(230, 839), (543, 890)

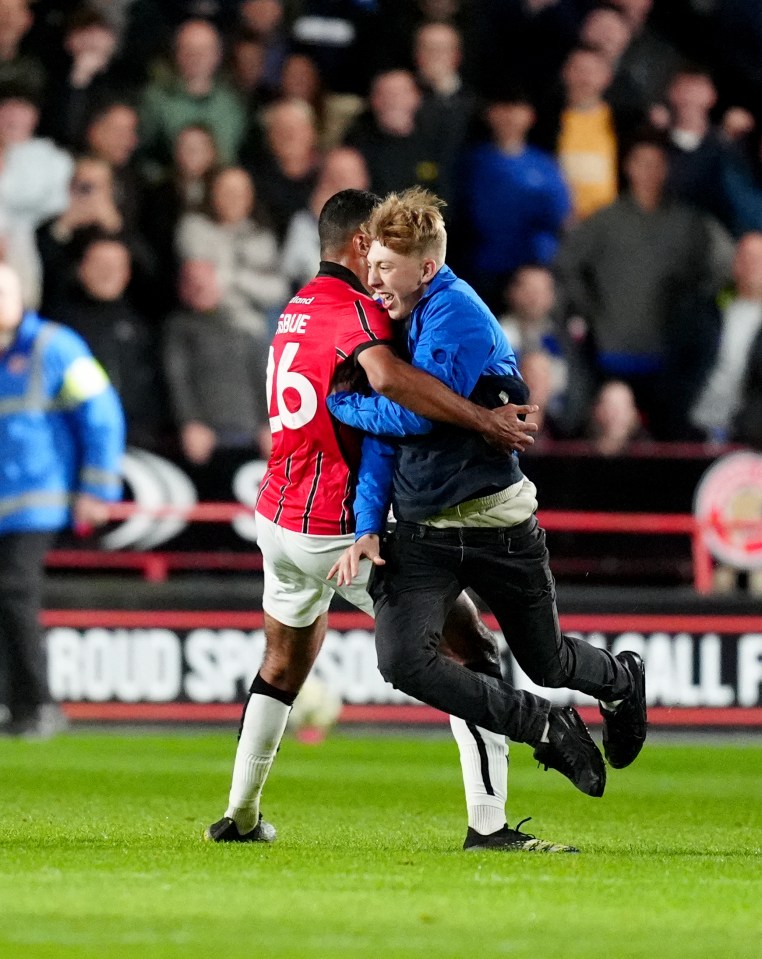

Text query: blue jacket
(0, 311), (125, 535)
(460, 143), (571, 274)
(327, 265), (525, 534)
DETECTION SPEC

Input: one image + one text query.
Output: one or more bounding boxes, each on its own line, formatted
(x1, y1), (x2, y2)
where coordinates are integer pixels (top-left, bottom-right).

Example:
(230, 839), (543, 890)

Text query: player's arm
(361, 342), (537, 450)
(361, 344), (470, 427)
(329, 338), (538, 451)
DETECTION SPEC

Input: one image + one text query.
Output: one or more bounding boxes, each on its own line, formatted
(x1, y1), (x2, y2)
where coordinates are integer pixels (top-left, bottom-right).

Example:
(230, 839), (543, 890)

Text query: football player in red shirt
(205, 190), (538, 846)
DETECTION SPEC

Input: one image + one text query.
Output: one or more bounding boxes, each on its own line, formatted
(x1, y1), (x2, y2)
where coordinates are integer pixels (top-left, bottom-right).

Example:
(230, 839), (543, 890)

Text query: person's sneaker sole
(601, 650), (647, 769)
(203, 815), (276, 843)
(533, 706), (606, 797)
(464, 821), (579, 853)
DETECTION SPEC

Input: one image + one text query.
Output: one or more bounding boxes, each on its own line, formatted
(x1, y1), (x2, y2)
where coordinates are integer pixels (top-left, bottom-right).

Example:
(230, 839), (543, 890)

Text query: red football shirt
(256, 262), (393, 535)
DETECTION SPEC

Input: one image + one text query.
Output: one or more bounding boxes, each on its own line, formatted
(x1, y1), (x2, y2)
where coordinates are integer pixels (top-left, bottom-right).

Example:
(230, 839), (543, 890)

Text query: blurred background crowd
(3, 0), (762, 465)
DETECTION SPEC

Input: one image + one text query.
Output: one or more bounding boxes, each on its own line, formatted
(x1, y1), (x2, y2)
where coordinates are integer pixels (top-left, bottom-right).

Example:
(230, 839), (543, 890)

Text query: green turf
(0, 731), (760, 959)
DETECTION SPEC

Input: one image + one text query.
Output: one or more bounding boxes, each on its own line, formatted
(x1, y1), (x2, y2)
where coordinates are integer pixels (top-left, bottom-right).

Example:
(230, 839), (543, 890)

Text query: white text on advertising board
(46, 629), (762, 708)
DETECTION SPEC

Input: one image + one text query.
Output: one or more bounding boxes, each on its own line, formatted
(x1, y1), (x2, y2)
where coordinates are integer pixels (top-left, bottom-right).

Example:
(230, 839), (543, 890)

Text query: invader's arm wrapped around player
(327, 434), (393, 586)
(327, 388), (432, 437)
(353, 434), (395, 538)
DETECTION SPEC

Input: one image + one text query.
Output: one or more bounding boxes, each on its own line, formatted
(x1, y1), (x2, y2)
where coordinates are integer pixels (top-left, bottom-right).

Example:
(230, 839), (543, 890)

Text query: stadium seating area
(3, 1), (762, 591)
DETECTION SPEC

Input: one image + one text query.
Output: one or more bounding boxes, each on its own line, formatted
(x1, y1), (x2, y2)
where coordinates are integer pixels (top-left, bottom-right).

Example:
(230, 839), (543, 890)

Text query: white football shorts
(255, 512), (376, 628)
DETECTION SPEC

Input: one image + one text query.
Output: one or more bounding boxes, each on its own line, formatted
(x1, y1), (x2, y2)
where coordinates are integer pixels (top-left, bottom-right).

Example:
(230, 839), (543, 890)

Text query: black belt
(394, 514), (538, 548)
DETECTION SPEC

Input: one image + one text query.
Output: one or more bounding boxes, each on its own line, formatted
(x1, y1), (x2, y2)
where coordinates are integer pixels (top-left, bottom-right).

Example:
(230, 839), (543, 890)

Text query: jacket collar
(2, 311), (40, 355)
(412, 263), (456, 318)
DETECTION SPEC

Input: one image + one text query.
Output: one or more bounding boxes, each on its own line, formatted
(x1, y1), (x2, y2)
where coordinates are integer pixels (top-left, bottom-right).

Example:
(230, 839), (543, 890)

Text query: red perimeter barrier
(57, 701), (762, 727)
(46, 502), (719, 590)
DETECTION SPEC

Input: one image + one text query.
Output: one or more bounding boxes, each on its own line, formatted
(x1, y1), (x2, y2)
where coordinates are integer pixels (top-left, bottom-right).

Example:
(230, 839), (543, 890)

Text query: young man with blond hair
(328, 188), (648, 847)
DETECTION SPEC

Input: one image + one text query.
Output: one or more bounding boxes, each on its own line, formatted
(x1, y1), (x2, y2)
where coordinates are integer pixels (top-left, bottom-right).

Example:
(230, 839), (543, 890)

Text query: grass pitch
(0, 730), (760, 959)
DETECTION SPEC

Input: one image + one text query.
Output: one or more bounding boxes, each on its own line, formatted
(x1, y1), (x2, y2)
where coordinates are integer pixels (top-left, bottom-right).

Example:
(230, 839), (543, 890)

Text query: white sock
(224, 693), (291, 834)
(540, 718), (550, 743)
(450, 716), (508, 836)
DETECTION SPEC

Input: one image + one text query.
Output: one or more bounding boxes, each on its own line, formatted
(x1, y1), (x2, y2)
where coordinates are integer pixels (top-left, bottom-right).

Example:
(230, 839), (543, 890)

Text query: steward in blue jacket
(0, 310), (125, 534)
(1, 268), (125, 736)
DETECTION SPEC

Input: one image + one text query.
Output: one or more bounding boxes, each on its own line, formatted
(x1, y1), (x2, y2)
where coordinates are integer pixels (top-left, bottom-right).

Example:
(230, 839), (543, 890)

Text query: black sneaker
(203, 814), (277, 843)
(533, 706), (606, 797)
(464, 818), (579, 853)
(600, 651), (647, 769)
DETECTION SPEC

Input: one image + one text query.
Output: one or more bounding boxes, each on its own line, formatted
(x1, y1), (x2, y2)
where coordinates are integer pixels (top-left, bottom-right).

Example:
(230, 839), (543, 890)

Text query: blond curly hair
(364, 187), (447, 263)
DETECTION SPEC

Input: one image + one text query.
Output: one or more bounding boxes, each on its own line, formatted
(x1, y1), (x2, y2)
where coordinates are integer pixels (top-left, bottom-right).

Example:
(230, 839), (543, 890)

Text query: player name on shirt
(276, 312), (311, 334)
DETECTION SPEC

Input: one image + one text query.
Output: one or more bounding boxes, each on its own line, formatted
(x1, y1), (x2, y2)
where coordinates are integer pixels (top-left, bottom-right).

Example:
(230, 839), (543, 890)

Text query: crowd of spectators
(2, 0), (762, 462)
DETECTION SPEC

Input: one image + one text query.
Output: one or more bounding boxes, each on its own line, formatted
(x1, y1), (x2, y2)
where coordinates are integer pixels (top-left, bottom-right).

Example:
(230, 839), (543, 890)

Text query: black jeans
(369, 516), (632, 745)
(0, 530), (55, 722)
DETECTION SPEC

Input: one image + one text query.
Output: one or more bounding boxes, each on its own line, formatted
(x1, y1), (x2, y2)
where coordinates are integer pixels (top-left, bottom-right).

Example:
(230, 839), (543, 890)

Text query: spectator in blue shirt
(454, 88), (571, 313)
(328, 189), (648, 835)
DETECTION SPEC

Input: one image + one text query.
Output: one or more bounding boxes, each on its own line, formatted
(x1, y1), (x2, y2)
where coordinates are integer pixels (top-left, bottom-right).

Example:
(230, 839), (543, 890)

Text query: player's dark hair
(318, 189), (381, 256)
